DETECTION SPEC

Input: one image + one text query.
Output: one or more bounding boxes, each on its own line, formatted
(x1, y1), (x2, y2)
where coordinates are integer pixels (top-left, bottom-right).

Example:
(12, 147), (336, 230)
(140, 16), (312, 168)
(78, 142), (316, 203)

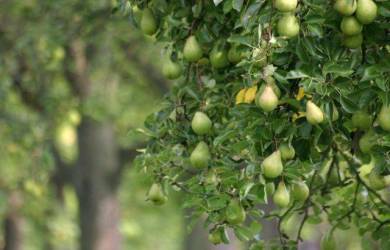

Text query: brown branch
(11, 57), (44, 112)
(64, 39), (92, 99)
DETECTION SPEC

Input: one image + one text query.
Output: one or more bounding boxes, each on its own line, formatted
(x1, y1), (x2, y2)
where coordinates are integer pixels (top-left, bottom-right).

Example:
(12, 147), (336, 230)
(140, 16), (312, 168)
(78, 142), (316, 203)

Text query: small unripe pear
(291, 182), (309, 201)
(210, 46), (229, 69)
(368, 171), (387, 190)
(306, 101), (324, 125)
(359, 130), (376, 153)
(378, 105), (390, 131)
(191, 112), (212, 135)
(162, 59), (182, 80)
(262, 150), (283, 178)
(356, 0), (377, 24)
(183, 36), (203, 62)
(334, 0), (357, 16)
(343, 33), (363, 48)
(340, 16), (362, 36)
(351, 111), (372, 130)
(226, 200), (246, 225)
(190, 141), (211, 169)
(208, 229), (223, 245)
(257, 85), (279, 112)
(227, 46), (242, 64)
(140, 8), (157, 35)
(148, 183), (167, 205)
(279, 143), (295, 161)
(274, 0), (298, 12)
(273, 182), (290, 208)
(277, 14), (300, 38)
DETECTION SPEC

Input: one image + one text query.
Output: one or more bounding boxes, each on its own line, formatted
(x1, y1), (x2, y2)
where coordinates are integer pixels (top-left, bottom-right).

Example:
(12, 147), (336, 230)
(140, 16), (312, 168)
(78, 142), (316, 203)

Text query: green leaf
(232, 0), (244, 11)
(213, 0), (224, 6)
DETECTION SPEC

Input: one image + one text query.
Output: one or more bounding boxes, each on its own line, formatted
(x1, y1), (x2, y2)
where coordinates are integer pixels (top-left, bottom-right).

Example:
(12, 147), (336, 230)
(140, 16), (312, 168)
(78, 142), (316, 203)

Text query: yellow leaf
(244, 86), (258, 103)
(235, 88), (247, 104)
(296, 87), (305, 101)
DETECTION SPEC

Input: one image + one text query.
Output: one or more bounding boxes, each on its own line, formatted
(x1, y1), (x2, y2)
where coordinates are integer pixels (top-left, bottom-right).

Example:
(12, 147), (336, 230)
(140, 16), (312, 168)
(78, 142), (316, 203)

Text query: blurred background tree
(0, 0), (189, 249)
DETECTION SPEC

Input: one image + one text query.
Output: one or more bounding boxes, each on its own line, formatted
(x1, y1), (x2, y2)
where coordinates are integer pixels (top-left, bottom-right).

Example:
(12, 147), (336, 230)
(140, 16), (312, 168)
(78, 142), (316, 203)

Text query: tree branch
(11, 57), (44, 112)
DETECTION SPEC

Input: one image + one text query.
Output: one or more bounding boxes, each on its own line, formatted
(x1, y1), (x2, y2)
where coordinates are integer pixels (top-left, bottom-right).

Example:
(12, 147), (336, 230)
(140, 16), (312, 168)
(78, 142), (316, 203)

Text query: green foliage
(126, 0), (390, 248)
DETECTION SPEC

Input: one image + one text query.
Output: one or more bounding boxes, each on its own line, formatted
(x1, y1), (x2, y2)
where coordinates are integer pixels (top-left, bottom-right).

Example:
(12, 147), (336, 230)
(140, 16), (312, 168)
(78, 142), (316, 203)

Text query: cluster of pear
(334, 0), (377, 48)
(183, 35), (244, 68)
(351, 106), (390, 190)
(208, 199), (247, 244)
(274, 0), (300, 38)
(162, 35), (244, 80)
(248, 76), (325, 126)
(190, 111), (212, 169)
(261, 144), (310, 208)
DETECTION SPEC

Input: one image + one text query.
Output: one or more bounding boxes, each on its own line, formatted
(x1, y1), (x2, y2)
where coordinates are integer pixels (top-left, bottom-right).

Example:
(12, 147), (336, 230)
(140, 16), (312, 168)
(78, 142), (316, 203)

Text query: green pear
(273, 182), (290, 208)
(226, 200), (246, 225)
(378, 105), (390, 131)
(291, 181), (309, 201)
(190, 141), (211, 169)
(274, 0), (298, 12)
(140, 8), (157, 35)
(256, 85), (279, 112)
(208, 229), (223, 245)
(340, 16), (362, 36)
(147, 183), (167, 205)
(320, 231), (336, 250)
(277, 14), (300, 38)
(359, 130), (376, 153)
(162, 59), (182, 80)
(183, 36), (203, 62)
(368, 170), (387, 190)
(227, 45), (242, 64)
(306, 101), (324, 125)
(351, 110), (372, 130)
(328, 167), (341, 186)
(356, 0), (377, 24)
(279, 143), (295, 161)
(262, 150), (283, 178)
(343, 33), (363, 48)
(334, 0), (357, 16)
(191, 111), (212, 135)
(210, 46), (229, 69)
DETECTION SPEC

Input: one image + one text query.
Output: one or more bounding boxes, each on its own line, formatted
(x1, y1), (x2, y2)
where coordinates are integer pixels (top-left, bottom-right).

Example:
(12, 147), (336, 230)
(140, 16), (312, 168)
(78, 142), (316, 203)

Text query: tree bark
(3, 192), (23, 250)
(75, 119), (122, 250)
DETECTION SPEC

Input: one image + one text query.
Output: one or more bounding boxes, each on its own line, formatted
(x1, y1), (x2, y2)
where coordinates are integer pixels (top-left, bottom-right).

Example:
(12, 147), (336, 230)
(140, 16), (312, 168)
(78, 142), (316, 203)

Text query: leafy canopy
(123, 0), (390, 248)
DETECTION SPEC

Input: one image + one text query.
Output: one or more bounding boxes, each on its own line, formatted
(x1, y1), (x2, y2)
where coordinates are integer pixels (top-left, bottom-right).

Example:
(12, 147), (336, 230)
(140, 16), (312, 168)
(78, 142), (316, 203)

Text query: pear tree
(123, 0), (390, 248)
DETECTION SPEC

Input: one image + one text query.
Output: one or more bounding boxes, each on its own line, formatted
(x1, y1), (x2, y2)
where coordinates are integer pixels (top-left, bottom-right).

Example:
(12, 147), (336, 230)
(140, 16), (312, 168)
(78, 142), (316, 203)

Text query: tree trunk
(75, 118), (121, 250)
(4, 192), (23, 250)
(3, 214), (23, 250)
